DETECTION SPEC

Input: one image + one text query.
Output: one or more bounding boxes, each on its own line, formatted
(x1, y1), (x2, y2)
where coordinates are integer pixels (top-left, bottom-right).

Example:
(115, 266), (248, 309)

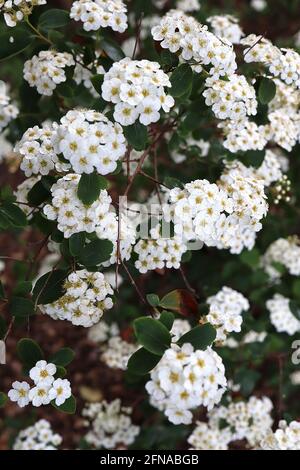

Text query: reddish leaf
(159, 289), (198, 317)
(120, 326), (134, 342)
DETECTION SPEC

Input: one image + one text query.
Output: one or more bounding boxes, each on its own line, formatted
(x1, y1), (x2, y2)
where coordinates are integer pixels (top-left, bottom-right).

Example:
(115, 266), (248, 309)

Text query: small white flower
(49, 379), (72, 406)
(8, 381), (30, 408)
(29, 360), (56, 386)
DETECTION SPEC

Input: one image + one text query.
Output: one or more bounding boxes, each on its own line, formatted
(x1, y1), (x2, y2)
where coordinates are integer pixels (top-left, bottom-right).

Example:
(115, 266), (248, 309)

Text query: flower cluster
(73, 55), (105, 97)
(17, 110), (126, 176)
(167, 164), (268, 255)
(88, 318), (137, 370)
(13, 420), (62, 450)
(177, 0), (200, 11)
(23, 51), (75, 96)
(134, 225), (187, 273)
(40, 270), (114, 327)
(262, 236), (300, 280)
(43, 174), (111, 237)
(221, 120), (269, 153)
(93, 327), (137, 368)
(151, 10), (237, 79)
(260, 421), (300, 450)
(208, 396), (274, 447)
(0, 133), (13, 164)
(207, 15), (244, 44)
(8, 360), (72, 408)
(242, 35), (300, 90)
(146, 343), (227, 425)
(0, 81), (18, 132)
(266, 294), (300, 336)
(188, 421), (231, 450)
(82, 399), (140, 449)
(88, 320), (119, 344)
(16, 122), (60, 176)
(206, 286), (249, 342)
(1, 0), (46, 27)
(70, 0), (128, 33)
(203, 74), (257, 126)
(101, 336), (138, 370)
(224, 151), (283, 188)
(102, 58), (174, 126)
(224, 329), (267, 348)
(15, 176), (41, 217)
(54, 109), (126, 174)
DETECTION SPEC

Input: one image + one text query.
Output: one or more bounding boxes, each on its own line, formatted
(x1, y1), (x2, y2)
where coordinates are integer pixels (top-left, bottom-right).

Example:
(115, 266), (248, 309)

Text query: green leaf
(159, 311), (175, 330)
(127, 347), (161, 375)
(91, 74), (104, 94)
(0, 203), (27, 227)
(240, 248), (260, 269)
(0, 28), (34, 61)
(10, 296), (35, 318)
(170, 64), (193, 98)
(146, 293), (160, 307)
(258, 77), (276, 104)
(32, 270), (68, 305)
(56, 81), (74, 98)
(159, 289), (198, 317)
(163, 176), (182, 189)
(235, 368), (261, 396)
(50, 348), (75, 367)
(177, 323), (216, 349)
(17, 338), (44, 368)
(0, 392), (7, 408)
(27, 176), (56, 206)
(101, 38), (125, 61)
(77, 173), (108, 206)
(39, 9), (70, 31)
(13, 281), (32, 296)
(69, 232), (85, 257)
(289, 300), (300, 320)
(78, 239), (113, 266)
(54, 365), (67, 378)
(123, 122), (148, 149)
(242, 150), (265, 168)
(159, 50), (179, 69)
(271, 261), (286, 275)
(133, 317), (171, 356)
(51, 395), (76, 414)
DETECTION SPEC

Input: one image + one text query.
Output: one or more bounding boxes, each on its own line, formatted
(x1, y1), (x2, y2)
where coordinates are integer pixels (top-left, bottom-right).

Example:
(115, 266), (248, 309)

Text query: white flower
(0, 80), (18, 131)
(82, 399), (140, 449)
(13, 419), (62, 450)
(70, 0), (128, 33)
(29, 360), (56, 386)
(8, 381), (30, 408)
(146, 343), (227, 424)
(165, 408), (193, 425)
(41, 270), (114, 327)
(29, 384), (52, 407)
(102, 58), (173, 126)
(49, 379), (72, 406)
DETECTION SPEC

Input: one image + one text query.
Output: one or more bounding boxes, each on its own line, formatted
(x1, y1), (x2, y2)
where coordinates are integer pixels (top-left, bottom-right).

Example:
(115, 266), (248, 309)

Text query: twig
(244, 33), (266, 58)
(179, 266), (198, 297)
(139, 170), (168, 189)
(121, 260), (147, 306)
(132, 13), (144, 59)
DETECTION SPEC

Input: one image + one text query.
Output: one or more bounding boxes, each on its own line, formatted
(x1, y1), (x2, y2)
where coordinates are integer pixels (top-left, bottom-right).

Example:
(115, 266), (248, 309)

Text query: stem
(25, 17), (53, 46)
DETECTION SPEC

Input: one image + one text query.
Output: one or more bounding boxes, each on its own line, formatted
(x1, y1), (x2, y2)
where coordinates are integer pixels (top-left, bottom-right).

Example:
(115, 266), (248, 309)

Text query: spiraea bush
(0, 0), (300, 451)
